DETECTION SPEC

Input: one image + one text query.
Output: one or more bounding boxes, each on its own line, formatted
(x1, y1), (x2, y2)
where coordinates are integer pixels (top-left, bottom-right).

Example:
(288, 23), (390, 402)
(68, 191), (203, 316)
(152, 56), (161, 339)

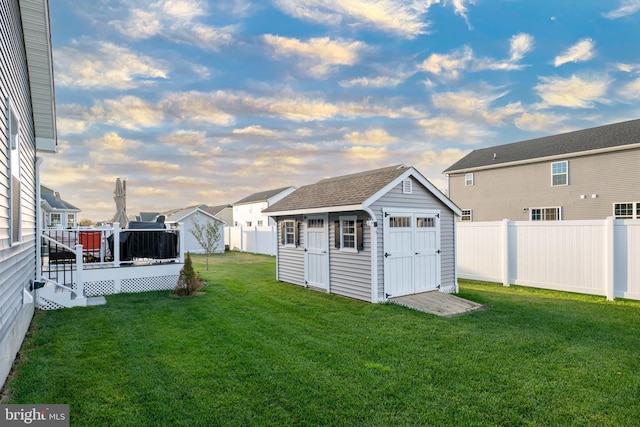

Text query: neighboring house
(444, 119), (640, 222)
(162, 205), (225, 254)
(1, 0), (58, 388)
(233, 186), (296, 227)
(203, 204), (233, 225)
(263, 165), (461, 303)
(41, 185), (80, 228)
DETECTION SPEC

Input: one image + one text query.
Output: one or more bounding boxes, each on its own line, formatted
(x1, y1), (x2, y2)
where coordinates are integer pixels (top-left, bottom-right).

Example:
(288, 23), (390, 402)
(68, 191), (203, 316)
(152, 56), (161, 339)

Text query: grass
(4, 251), (640, 426)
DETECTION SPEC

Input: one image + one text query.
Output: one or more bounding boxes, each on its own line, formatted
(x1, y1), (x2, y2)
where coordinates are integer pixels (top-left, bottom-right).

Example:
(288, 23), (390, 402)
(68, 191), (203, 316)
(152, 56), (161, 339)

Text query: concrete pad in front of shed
(390, 291), (486, 317)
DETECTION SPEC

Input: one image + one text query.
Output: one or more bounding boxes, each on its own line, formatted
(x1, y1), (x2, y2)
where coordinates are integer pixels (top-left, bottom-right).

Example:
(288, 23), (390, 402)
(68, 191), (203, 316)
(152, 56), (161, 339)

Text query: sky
(42, 0), (640, 222)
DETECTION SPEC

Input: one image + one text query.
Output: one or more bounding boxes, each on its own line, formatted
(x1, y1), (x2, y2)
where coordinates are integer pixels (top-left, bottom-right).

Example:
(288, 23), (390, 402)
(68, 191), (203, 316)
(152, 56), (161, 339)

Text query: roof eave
(265, 204), (364, 217)
(19, 0), (57, 153)
(444, 142), (640, 175)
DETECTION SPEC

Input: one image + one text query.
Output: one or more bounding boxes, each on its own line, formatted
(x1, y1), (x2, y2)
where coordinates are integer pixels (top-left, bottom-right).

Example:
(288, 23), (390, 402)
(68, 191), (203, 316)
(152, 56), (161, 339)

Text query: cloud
(86, 132), (139, 163)
(554, 38), (596, 67)
(344, 128), (398, 144)
(419, 33), (533, 79)
(137, 160), (181, 174)
(534, 74), (611, 108)
(514, 112), (568, 132)
(160, 92), (236, 126)
(159, 130), (208, 147)
(345, 146), (388, 160)
(339, 74), (409, 88)
(272, 0), (437, 38)
(618, 78), (640, 100)
(603, 0), (640, 19)
(431, 87), (523, 125)
(421, 148), (471, 167)
(417, 117), (491, 144)
(418, 46), (473, 80)
(110, 0), (233, 50)
(89, 96), (164, 130)
(54, 41), (168, 89)
(263, 35), (365, 78)
(450, 0), (475, 29)
(232, 125), (281, 137)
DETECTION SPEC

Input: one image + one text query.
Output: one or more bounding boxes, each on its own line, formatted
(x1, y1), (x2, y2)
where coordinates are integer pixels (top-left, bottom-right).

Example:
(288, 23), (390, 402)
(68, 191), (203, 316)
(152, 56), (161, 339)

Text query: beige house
(444, 119), (640, 222)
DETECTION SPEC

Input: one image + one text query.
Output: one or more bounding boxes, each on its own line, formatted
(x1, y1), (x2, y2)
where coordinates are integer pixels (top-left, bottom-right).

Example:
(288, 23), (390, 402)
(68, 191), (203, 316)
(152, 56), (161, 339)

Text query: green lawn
(4, 252), (640, 426)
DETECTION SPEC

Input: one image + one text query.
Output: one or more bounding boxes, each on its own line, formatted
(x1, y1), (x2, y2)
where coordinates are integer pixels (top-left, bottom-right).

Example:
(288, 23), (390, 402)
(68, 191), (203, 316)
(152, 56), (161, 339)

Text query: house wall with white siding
(0, 0), (41, 388)
(369, 176), (457, 299)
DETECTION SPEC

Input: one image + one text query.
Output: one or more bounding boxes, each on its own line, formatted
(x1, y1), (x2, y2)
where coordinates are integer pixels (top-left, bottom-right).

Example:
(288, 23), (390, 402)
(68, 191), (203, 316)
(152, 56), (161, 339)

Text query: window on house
(50, 213), (61, 227)
(246, 221), (252, 227)
(530, 207), (561, 221)
(341, 218), (356, 249)
(551, 161), (568, 186)
(67, 214), (75, 228)
(257, 220), (263, 227)
(613, 202), (639, 219)
(282, 220), (296, 246)
(9, 99), (21, 243)
(465, 173), (474, 186)
(461, 209), (473, 221)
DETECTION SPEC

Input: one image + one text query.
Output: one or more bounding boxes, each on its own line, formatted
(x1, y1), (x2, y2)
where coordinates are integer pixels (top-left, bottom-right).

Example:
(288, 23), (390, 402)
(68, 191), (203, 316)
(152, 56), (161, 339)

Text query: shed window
(461, 209), (473, 221)
(551, 161), (568, 186)
(416, 217), (435, 228)
(389, 216), (410, 228)
(334, 217), (363, 252)
(281, 220), (298, 246)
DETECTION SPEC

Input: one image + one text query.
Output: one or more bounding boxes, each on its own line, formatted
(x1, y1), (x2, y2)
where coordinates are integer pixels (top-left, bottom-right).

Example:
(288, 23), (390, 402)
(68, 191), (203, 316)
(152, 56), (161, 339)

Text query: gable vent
(402, 179), (413, 194)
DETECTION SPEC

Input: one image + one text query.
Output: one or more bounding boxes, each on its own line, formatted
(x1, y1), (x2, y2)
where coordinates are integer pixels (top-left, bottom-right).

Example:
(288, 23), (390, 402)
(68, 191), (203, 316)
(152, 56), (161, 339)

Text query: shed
(263, 165), (462, 303)
(162, 206), (226, 254)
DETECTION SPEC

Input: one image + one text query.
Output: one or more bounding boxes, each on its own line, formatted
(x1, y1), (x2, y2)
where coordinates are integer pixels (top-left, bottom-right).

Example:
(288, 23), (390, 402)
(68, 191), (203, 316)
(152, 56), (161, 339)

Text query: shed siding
(369, 177), (457, 300)
(328, 211), (372, 302)
(1, 0), (40, 388)
(275, 215), (305, 286)
(449, 148), (640, 221)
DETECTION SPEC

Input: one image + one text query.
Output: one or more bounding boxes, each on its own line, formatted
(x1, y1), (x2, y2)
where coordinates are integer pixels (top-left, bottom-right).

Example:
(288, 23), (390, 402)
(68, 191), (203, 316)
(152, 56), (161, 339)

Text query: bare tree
(189, 217), (221, 271)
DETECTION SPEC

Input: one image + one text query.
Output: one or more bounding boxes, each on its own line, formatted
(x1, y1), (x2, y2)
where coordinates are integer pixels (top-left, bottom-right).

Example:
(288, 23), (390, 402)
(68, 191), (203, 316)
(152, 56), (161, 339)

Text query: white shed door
(383, 211), (441, 298)
(305, 215), (329, 289)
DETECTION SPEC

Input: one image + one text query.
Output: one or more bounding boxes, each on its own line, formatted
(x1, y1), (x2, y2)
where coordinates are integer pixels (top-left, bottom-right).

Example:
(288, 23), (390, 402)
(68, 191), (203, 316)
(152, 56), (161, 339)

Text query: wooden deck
(390, 291), (486, 317)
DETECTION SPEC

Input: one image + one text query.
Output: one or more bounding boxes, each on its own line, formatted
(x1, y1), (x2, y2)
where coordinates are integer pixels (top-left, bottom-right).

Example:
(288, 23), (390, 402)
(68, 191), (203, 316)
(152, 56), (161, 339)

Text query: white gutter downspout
(363, 207), (379, 303)
(35, 157), (43, 280)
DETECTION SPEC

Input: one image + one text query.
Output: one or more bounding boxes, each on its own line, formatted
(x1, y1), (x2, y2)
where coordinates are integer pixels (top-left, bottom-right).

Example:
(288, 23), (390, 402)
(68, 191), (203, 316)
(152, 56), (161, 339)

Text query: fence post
(254, 226), (258, 254)
(501, 219), (510, 287)
(75, 244), (85, 299)
(113, 222), (121, 267)
(240, 226), (244, 252)
(179, 222), (185, 264)
(605, 217), (615, 301)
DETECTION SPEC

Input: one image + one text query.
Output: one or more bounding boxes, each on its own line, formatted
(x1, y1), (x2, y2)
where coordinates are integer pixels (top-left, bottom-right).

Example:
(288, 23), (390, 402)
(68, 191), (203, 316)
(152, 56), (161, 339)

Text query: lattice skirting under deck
(121, 275), (179, 293)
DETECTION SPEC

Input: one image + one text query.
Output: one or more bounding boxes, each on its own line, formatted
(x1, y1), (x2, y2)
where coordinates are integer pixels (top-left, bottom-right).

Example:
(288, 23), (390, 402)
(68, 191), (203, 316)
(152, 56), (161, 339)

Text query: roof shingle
(264, 165), (409, 213)
(444, 118), (640, 173)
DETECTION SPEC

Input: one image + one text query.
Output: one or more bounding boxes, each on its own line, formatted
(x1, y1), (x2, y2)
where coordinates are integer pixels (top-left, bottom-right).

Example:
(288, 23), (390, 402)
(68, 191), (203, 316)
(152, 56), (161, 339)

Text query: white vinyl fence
(456, 218), (640, 301)
(225, 226), (277, 256)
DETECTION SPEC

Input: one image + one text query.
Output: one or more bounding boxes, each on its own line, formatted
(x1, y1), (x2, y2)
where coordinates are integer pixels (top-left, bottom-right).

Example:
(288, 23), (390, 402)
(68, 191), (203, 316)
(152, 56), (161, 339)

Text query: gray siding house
(263, 165), (461, 303)
(1, 0), (57, 388)
(444, 119), (640, 221)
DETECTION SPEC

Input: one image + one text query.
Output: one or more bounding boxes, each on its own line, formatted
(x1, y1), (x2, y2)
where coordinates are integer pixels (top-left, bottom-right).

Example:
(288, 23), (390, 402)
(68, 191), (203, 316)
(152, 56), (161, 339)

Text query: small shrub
(174, 252), (202, 296)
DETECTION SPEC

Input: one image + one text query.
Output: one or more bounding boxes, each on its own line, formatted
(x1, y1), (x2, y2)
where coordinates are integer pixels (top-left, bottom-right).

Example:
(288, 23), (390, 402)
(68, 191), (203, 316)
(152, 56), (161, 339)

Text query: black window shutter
(294, 221), (299, 247)
(334, 220), (340, 248)
(357, 220), (364, 251)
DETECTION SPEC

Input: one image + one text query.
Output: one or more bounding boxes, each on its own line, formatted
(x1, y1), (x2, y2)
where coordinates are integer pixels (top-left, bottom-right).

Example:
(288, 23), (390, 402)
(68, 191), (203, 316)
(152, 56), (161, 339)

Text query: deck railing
(41, 222), (185, 294)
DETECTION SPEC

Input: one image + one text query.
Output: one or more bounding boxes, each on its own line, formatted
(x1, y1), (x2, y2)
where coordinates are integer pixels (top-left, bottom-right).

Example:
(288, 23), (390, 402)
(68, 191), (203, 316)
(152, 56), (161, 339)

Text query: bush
(174, 252), (202, 296)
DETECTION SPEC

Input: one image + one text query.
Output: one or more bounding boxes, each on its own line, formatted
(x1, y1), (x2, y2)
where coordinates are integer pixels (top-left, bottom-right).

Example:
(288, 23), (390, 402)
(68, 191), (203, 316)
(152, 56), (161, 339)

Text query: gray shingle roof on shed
(444, 118), (640, 173)
(233, 187), (294, 205)
(264, 165), (410, 213)
(41, 193), (80, 211)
